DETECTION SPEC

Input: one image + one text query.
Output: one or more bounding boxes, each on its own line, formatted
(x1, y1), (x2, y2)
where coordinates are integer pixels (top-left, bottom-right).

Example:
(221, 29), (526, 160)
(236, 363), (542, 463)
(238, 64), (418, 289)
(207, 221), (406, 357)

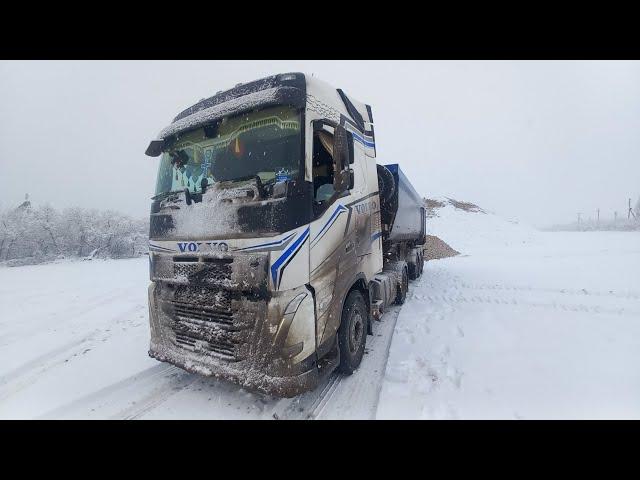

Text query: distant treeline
(0, 203), (149, 266)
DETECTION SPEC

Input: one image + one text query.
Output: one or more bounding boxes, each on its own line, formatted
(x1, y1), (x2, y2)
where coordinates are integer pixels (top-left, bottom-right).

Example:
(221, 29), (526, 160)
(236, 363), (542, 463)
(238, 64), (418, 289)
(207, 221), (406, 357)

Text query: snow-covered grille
(174, 330), (236, 359)
(162, 284), (246, 361)
(173, 261), (232, 284)
(171, 300), (234, 326)
(172, 285), (233, 314)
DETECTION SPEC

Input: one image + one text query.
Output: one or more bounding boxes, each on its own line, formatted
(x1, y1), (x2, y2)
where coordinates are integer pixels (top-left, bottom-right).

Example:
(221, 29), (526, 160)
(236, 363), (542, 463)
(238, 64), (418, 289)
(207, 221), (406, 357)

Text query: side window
(312, 129), (336, 209)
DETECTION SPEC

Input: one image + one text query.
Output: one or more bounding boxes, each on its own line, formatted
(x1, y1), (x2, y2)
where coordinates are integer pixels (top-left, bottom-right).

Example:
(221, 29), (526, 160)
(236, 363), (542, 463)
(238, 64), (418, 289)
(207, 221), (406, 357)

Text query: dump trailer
(144, 73), (426, 397)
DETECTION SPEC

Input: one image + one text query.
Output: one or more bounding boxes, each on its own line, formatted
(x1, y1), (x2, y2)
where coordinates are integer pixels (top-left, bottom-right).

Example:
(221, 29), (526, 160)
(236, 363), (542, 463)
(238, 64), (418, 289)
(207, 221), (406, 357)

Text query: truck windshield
(155, 106), (302, 195)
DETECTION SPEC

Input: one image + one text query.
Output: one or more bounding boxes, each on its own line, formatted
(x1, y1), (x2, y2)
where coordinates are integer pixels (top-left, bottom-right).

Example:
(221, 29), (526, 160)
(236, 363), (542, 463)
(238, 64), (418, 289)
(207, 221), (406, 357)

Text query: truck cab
(145, 73), (422, 396)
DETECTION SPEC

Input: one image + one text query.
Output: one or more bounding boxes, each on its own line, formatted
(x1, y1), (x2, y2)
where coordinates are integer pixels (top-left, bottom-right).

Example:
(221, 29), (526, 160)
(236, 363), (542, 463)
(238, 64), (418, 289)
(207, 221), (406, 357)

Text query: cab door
(308, 122), (358, 353)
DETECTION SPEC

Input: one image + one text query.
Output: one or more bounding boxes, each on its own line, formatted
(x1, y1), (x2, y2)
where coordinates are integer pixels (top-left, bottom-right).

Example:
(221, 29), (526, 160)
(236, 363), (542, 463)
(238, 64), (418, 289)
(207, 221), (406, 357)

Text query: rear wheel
(394, 267), (409, 305)
(337, 290), (368, 374)
(408, 260), (418, 280)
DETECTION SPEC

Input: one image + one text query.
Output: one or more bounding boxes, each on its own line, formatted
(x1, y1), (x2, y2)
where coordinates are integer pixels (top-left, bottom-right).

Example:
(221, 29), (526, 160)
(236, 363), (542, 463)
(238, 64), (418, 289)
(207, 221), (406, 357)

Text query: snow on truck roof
(146, 73), (372, 155)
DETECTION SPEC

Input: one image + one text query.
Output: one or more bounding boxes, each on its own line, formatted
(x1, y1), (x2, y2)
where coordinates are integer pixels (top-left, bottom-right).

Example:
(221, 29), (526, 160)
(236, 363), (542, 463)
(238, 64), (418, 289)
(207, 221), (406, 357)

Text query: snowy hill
(425, 197), (540, 256)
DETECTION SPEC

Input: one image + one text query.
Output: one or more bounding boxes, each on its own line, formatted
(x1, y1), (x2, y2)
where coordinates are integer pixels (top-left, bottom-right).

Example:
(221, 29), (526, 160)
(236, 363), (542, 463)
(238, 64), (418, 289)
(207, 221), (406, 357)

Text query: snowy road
(0, 258), (400, 419)
(377, 231), (640, 419)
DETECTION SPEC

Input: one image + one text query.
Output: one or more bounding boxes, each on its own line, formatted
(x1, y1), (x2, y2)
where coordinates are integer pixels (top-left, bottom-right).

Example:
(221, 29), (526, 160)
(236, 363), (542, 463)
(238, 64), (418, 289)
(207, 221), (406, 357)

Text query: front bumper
(147, 272), (321, 397)
(148, 342), (319, 398)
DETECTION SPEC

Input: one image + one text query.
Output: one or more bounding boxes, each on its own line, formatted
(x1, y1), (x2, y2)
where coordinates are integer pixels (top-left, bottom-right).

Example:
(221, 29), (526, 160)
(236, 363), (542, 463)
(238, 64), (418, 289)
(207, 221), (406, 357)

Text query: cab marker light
(278, 73), (297, 82)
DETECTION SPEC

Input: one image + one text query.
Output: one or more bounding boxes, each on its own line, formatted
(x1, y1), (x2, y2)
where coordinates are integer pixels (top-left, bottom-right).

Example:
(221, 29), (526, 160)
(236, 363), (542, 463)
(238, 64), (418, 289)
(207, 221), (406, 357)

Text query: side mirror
(333, 124), (353, 167)
(145, 139), (165, 157)
(333, 126), (354, 193)
(347, 132), (354, 164)
(334, 170), (350, 193)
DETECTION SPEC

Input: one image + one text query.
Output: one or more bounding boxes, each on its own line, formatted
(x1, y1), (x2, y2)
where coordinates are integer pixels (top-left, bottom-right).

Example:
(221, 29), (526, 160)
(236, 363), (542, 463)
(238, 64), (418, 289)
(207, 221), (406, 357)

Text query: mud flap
(317, 334), (340, 381)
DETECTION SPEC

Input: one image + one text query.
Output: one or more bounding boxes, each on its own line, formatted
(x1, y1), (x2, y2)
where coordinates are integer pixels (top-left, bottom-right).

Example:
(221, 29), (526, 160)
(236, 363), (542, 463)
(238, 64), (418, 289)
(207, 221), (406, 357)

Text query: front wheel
(337, 290), (368, 374)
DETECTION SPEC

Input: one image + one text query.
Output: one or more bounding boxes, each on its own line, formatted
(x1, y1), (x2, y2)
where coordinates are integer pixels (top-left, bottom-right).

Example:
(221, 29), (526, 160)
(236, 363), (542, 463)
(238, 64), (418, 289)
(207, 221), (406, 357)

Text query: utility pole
(577, 212), (582, 225)
(597, 208), (600, 223)
(614, 211), (618, 222)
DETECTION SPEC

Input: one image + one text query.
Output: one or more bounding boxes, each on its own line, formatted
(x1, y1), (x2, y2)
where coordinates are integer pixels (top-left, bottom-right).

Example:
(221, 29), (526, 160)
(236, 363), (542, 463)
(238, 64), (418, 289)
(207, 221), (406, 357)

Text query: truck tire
(394, 266), (409, 305)
(407, 255), (420, 280)
(337, 290), (368, 374)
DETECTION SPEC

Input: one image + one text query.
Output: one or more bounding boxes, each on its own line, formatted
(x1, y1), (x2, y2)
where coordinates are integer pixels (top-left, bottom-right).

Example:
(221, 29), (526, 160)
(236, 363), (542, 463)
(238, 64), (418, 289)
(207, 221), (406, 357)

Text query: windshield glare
(155, 106), (302, 196)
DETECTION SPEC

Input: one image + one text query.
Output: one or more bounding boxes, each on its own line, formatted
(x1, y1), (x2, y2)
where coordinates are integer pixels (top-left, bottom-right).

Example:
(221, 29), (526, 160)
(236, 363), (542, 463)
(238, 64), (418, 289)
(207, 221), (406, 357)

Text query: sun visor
(144, 85), (305, 156)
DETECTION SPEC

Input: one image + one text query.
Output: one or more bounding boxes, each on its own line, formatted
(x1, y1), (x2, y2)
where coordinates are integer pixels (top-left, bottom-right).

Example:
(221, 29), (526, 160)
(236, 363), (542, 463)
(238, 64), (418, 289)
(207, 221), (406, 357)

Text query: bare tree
(0, 201), (149, 264)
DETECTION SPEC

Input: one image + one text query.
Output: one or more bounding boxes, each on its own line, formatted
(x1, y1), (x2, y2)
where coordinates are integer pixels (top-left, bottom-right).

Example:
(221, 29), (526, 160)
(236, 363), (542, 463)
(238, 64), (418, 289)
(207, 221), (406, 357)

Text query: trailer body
(144, 73), (425, 396)
(383, 164), (426, 244)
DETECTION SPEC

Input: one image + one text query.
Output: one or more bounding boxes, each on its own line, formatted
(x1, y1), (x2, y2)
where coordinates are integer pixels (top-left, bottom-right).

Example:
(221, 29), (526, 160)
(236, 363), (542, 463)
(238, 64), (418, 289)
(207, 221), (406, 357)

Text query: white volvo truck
(144, 73), (426, 397)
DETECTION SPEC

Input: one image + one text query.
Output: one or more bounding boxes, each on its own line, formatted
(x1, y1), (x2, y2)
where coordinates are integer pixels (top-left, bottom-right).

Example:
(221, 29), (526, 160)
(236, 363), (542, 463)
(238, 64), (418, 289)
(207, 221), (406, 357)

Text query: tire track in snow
(454, 283), (640, 300)
(0, 333), (102, 402)
(276, 374), (341, 420)
(37, 364), (183, 419)
(114, 372), (198, 420)
(411, 293), (640, 317)
(3, 288), (136, 340)
(0, 306), (143, 403)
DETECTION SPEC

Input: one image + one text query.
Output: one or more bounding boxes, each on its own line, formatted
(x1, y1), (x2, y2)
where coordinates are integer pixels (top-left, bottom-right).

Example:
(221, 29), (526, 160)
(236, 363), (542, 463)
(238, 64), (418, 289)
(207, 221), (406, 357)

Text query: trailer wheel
(394, 267), (409, 305)
(337, 290), (368, 374)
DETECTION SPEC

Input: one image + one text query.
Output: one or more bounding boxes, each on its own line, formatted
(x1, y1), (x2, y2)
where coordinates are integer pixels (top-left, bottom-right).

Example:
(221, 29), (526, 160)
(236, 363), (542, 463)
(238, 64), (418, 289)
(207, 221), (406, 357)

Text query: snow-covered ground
(2, 200), (638, 419)
(377, 201), (640, 419)
(0, 258), (399, 419)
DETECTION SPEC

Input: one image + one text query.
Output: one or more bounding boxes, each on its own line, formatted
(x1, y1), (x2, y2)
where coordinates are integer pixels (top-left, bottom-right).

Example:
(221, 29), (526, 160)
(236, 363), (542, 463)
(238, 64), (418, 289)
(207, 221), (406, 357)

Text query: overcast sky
(1, 60), (639, 227)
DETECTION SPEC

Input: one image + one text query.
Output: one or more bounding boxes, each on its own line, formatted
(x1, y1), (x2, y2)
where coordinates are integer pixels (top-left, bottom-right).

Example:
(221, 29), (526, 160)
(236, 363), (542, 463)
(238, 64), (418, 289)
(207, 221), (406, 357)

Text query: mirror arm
(312, 118), (339, 132)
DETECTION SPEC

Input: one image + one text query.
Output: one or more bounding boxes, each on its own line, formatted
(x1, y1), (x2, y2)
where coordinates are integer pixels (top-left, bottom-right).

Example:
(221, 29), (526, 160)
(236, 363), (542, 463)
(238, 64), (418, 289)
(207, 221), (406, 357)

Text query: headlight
(284, 293), (307, 316)
(275, 292), (310, 359)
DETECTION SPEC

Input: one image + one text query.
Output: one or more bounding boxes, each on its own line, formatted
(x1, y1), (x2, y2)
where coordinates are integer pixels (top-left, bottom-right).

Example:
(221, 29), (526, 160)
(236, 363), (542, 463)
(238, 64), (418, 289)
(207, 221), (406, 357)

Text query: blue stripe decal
(370, 231), (382, 243)
(235, 232), (295, 252)
(312, 204), (348, 244)
(351, 132), (375, 148)
(149, 244), (175, 253)
(270, 228), (310, 286)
